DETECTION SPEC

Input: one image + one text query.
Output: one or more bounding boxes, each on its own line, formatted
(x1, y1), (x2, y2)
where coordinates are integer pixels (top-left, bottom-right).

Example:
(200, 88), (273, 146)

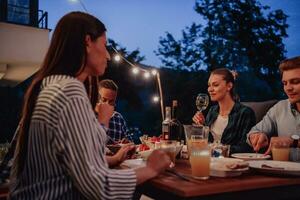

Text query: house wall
(0, 22), (49, 64)
(0, 22), (49, 86)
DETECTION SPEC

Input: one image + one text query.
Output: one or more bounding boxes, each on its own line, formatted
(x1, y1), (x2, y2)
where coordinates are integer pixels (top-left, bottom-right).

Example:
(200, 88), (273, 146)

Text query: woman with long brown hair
(10, 12), (171, 199)
(193, 68), (256, 154)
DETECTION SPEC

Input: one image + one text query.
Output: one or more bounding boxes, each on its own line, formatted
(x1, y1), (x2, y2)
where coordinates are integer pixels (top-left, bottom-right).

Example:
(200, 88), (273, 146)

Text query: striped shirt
(9, 75), (137, 200)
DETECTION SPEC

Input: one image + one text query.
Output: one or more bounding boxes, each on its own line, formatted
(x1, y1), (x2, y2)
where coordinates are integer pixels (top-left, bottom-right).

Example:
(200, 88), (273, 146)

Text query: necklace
(219, 110), (231, 116)
(219, 113), (229, 117)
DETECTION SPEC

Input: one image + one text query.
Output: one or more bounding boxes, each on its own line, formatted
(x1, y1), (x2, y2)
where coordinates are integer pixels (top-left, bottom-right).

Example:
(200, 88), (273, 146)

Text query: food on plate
(140, 135), (162, 149)
(138, 144), (150, 151)
(226, 162), (249, 170)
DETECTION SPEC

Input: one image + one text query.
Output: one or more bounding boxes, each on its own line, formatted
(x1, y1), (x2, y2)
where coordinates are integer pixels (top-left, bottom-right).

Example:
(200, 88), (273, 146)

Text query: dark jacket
(206, 102), (256, 154)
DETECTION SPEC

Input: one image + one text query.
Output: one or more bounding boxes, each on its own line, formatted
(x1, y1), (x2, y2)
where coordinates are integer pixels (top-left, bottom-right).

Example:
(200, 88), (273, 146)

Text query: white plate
(248, 160), (300, 176)
(121, 158), (146, 169)
(231, 153), (271, 161)
(210, 157), (249, 177)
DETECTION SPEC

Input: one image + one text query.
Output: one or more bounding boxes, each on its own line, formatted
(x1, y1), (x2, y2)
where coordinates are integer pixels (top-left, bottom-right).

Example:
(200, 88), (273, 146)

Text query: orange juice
(189, 140), (210, 180)
(190, 151), (210, 179)
(187, 139), (208, 157)
(272, 147), (290, 161)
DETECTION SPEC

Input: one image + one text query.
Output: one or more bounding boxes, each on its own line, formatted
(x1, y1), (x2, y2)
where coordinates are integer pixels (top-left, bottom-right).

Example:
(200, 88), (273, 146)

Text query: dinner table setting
(116, 127), (300, 200)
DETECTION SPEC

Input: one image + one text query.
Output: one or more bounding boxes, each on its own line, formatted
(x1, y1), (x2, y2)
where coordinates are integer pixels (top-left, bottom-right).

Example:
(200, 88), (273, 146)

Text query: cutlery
(166, 169), (190, 181)
(261, 164), (284, 170)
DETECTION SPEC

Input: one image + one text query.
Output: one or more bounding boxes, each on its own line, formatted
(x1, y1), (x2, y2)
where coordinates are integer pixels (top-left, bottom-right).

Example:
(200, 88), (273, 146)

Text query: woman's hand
(192, 112), (205, 125)
(106, 143), (135, 167)
(146, 150), (171, 175)
(135, 149), (171, 185)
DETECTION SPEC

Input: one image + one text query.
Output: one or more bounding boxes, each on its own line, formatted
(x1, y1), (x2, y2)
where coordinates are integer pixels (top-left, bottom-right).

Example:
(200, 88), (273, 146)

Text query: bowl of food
(139, 135), (161, 149)
(159, 140), (183, 156)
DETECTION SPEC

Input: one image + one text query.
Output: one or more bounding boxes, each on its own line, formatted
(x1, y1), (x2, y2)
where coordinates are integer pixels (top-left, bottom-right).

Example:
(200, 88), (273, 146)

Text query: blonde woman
(193, 68), (256, 154)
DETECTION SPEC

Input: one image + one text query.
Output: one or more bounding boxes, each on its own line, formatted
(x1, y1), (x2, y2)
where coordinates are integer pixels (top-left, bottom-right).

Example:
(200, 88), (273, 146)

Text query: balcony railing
(38, 9), (48, 29)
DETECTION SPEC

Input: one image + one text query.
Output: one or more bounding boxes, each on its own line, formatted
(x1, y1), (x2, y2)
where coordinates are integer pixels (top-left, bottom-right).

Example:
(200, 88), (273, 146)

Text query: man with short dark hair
(96, 79), (133, 144)
(248, 56), (300, 154)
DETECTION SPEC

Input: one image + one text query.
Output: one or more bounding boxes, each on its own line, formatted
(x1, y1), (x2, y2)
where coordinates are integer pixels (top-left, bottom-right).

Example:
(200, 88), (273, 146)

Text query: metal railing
(38, 10), (48, 29)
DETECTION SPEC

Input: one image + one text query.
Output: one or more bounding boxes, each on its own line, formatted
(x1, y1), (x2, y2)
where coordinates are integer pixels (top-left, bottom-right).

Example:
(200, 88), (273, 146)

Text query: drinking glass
(189, 135), (210, 180)
(210, 142), (230, 158)
(272, 142), (290, 161)
(160, 140), (178, 165)
(183, 125), (209, 158)
(195, 93), (209, 112)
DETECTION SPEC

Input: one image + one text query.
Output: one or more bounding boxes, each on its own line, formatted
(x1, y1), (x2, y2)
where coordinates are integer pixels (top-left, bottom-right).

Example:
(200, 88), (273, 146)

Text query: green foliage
(156, 0), (288, 98)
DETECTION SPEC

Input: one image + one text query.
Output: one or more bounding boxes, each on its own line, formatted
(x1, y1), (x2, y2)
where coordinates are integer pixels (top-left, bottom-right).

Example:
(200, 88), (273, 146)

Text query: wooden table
(137, 159), (300, 200)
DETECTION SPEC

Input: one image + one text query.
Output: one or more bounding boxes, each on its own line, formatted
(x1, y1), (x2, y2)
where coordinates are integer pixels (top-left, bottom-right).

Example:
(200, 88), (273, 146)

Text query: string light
(68, 0), (163, 119)
(114, 54), (121, 62)
(153, 96), (160, 103)
(68, 0), (88, 12)
(144, 72), (150, 79)
(110, 46), (165, 120)
(132, 67), (139, 74)
(151, 69), (157, 76)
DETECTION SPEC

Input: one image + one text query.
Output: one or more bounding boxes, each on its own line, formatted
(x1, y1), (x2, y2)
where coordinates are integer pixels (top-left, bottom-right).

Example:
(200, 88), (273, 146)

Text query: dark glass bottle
(162, 106), (171, 140)
(170, 100), (182, 141)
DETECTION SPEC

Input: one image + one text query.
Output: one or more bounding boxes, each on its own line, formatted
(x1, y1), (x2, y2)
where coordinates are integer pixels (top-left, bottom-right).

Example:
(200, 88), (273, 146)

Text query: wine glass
(193, 93), (209, 127)
(195, 93), (209, 112)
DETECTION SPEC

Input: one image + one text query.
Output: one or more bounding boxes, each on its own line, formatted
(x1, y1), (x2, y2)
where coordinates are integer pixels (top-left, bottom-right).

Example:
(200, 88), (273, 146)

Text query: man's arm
(247, 103), (279, 151)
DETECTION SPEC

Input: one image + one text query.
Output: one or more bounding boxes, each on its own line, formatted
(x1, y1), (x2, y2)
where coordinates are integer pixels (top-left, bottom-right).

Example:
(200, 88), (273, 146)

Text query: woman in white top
(193, 68), (256, 154)
(10, 12), (171, 200)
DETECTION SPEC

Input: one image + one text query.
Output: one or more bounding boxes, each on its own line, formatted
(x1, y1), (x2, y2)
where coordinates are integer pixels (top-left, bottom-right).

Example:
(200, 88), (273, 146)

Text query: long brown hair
(15, 12), (106, 175)
(84, 76), (100, 109)
(211, 68), (239, 101)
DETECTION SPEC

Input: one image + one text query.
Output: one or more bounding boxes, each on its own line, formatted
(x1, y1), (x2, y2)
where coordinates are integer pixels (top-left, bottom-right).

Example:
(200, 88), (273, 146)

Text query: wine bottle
(170, 100), (182, 141)
(162, 107), (171, 140)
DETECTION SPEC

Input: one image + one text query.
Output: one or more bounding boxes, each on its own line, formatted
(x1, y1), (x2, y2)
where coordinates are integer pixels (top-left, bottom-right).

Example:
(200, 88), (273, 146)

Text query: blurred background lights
(153, 96), (159, 103)
(151, 69), (157, 76)
(144, 72), (150, 79)
(114, 54), (121, 62)
(132, 67), (139, 74)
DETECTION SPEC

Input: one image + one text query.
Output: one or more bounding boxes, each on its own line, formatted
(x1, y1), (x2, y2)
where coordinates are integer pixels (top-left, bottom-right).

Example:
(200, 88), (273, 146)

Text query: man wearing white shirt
(248, 56), (300, 154)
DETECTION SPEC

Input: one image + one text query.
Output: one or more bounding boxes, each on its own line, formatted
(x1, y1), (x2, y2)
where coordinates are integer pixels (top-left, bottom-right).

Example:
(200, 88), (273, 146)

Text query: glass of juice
(183, 125), (209, 158)
(189, 135), (210, 180)
(272, 141), (290, 161)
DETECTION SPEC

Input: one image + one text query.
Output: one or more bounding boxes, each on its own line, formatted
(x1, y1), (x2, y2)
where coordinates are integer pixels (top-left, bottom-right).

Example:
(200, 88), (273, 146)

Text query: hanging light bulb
(144, 72), (150, 79)
(132, 67), (139, 74)
(153, 96), (159, 103)
(114, 54), (121, 62)
(151, 69), (157, 76)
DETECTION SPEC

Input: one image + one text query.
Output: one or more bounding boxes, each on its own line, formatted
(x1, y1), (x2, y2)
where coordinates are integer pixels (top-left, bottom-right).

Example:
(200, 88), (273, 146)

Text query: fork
(166, 169), (190, 181)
